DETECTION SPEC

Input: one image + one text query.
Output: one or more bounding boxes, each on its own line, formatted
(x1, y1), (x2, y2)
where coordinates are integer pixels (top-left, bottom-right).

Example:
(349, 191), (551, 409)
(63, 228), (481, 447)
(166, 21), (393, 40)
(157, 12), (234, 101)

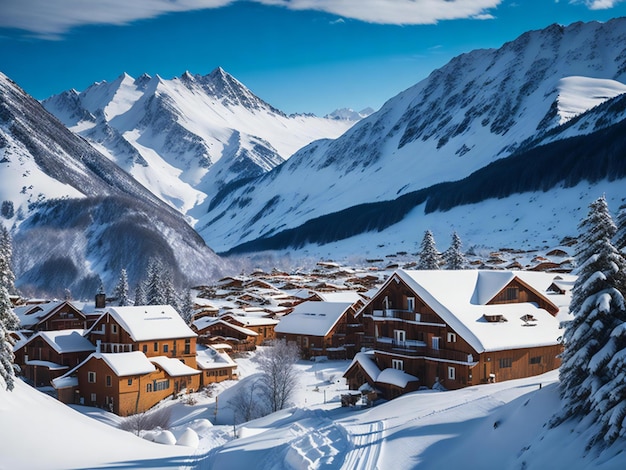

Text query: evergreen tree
(180, 289), (195, 325)
(162, 270), (179, 309)
(444, 231), (466, 270)
(145, 258), (165, 305)
(0, 226), (16, 296)
(615, 203), (626, 253)
(557, 196), (626, 445)
(134, 281), (147, 306)
(417, 230), (440, 270)
(113, 269), (130, 306)
(0, 227), (18, 391)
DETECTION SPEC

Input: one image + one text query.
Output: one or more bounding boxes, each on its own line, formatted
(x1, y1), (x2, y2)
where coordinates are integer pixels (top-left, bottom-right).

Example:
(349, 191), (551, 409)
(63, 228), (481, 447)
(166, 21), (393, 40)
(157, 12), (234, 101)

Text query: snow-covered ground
(2, 349), (625, 470)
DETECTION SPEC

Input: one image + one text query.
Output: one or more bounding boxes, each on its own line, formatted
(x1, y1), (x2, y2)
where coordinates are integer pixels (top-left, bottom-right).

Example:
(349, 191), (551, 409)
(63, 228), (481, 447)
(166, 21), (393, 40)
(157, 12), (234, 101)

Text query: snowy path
(339, 420), (384, 470)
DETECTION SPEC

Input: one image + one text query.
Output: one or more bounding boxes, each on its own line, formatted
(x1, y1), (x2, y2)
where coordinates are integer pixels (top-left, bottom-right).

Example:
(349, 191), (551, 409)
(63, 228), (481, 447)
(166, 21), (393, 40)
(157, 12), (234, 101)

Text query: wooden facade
(87, 312), (198, 368)
(345, 270), (565, 399)
(68, 354), (200, 416)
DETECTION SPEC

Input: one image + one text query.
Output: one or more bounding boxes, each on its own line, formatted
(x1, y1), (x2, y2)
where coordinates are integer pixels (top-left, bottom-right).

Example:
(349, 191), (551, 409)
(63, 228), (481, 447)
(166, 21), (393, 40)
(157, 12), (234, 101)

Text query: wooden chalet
(52, 305), (202, 415)
(196, 346), (238, 386)
(221, 313), (279, 346)
(13, 301), (90, 332)
(274, 300), (359, 359)
(344, 269), (568, 399)
(85, 305), (198, 367)
(192, 317), (258, 352)
(14, 329), (96, 387)
(53, 350), (200, 416)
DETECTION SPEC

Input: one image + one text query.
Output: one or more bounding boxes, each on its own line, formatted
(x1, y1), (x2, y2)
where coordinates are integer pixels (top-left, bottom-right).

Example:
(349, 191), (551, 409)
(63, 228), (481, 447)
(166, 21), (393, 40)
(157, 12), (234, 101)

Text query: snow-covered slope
(0, 72), (228, 298)
(43, 68), (357, 217)
(196, 18), (626, 254)
(4, 362), (625, 469)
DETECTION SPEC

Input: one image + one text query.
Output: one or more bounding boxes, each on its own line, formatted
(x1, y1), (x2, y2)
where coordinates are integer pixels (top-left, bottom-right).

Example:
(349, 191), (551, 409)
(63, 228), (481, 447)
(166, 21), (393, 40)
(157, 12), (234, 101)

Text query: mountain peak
(198, 67), (283, 114)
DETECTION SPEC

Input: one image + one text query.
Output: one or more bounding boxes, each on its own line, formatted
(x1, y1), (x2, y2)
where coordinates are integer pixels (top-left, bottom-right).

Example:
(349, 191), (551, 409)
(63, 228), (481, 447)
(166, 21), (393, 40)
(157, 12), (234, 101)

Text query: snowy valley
(1, 14), (626, 470)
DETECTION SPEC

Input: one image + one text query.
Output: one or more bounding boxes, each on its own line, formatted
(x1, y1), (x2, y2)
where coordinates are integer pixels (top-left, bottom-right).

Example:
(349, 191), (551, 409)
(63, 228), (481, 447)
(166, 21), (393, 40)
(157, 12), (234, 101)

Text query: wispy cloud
(571, 0), (623, 9)
(256, 0), (502, 25)
(0, 0), (504, 39)
(0, 0), (235, 39)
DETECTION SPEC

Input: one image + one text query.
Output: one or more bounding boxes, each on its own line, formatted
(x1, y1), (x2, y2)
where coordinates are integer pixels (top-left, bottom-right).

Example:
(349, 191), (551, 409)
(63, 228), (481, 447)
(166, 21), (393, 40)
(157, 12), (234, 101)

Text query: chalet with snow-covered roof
(53, 350), (200, 416)
(274, 300), (359, 359)
(14, 329), (96, 387)
(86, 305), (198, 368)
(196, 346), (238, 386)
(192, 317), (258, 352)
(14, 301), (90, 332)
(221, 313), (279, 346)
(344, 269), (569, 399)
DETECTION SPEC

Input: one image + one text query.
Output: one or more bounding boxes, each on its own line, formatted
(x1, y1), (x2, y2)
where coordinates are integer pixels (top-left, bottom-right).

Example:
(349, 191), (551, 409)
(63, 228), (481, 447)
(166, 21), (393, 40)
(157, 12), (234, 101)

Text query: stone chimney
(95, 292), (106, 309)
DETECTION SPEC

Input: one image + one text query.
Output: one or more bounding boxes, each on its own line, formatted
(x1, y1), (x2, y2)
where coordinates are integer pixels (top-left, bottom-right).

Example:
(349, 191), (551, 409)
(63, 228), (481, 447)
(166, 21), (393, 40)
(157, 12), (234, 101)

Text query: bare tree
(119, 407), (172, 435)
(228, 376), (267, 424)
(257, 339), (300, 413)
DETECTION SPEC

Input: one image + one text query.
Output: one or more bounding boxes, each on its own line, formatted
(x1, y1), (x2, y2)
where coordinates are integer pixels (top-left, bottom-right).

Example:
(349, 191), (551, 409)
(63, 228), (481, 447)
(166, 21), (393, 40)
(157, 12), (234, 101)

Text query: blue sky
(1, 0), (626, 116)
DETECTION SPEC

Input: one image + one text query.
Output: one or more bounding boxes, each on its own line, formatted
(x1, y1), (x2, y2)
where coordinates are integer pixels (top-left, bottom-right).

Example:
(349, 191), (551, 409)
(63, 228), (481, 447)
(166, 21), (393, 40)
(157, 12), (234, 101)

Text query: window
(392, 359), (404, 370)
(106, 375), (112, 387)
(529, 356), (542, 365)
(154, 379), (170, 391)
(153, 342), (158, 352)
(163, 344), (169, 353)
(90, 393), (96, 402)
(127, 378), (132, 386)
(447, 332), (457, 343)
(448, 366), (456, 380)
(432, 337), (440, 350)
(111, 324), (117, 334)
(407, 297), (415, 312)
(143, 345), (148, 353)
(184, 339), (191, 355)
(499, 358), (512, 368)
(146, 383), (152, 392)
(88, 371), (96, 383)
(394, 329), (406, 343)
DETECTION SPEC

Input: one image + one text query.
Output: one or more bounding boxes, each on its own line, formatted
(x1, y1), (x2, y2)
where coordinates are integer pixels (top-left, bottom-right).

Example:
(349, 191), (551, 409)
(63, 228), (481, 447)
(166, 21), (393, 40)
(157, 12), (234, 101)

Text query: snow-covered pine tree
(134, 281), (147, 306)
(0, 227), (18, 391)
(0, 226), (16, 296)
(615, 203), (626, 253)
(557, 196), (626, 444)
(162, 272), (179, 310)
(180, 289), (195, 325)
(113, 269), (130, 306)
(145, 258), (166, 306)
(444, 231), (466, 270)
(417, 230), (440, 270)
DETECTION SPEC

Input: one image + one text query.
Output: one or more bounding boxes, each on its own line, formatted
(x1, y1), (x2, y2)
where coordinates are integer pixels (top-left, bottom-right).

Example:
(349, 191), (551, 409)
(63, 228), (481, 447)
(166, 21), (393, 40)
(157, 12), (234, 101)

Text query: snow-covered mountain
(325, 107), (375, 121)
(195, 18), (626, 255)
(0, 72), (229, 298)
(42, 68), (357, 219)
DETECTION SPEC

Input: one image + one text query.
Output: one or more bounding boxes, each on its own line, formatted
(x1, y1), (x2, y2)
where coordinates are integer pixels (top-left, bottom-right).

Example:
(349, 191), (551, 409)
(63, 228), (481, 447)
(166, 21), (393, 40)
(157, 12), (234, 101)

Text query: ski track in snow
(340, 420), (384, 470)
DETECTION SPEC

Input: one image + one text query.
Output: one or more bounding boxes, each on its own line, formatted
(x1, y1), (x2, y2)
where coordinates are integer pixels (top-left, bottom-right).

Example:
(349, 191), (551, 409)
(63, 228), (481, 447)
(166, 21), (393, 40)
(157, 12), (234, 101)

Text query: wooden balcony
(375, 337), (475, 363)
(369, 310), (444, 325)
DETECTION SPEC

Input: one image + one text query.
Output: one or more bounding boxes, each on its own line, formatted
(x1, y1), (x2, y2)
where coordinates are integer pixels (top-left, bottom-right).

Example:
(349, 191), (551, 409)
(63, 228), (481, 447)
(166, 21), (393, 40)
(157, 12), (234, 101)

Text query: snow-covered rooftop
(26, 329), (96, 354)
(150, 356), (200, 377)
(104, 305), (197, 341)
(196, 346), (236, 370)
(395, 270), (567, 353)
(275, 301), (353, 337)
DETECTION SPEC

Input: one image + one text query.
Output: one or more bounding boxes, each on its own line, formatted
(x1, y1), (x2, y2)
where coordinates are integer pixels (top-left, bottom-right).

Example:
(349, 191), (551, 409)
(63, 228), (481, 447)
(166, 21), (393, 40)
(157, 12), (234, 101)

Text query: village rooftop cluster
(9, 247), (576, 416)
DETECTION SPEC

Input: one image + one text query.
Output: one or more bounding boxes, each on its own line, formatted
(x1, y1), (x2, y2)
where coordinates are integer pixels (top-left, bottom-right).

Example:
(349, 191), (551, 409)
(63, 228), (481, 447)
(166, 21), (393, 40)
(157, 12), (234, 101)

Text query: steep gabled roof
(18, 329), (96, 355)
(98, 305), (196, 342)
(14, 301), (86, 329)
(274, 301), (352, 337)
(390, 270), (565, 353)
